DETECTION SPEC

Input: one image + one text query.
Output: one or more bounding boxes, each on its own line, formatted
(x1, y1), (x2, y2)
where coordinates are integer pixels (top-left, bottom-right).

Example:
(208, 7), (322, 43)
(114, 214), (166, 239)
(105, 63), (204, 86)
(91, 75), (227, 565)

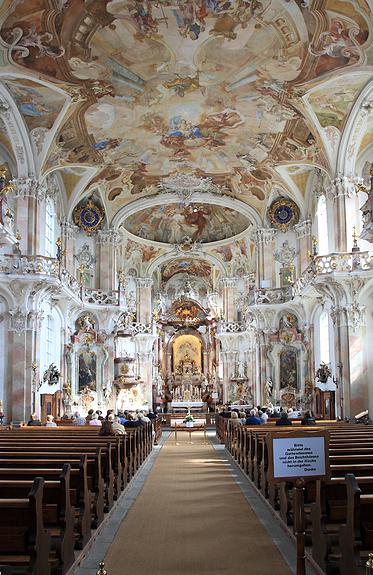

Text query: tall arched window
(45, 198), (56, 258)
(40, 303), (62, 385)
(316, 195), (328, 255)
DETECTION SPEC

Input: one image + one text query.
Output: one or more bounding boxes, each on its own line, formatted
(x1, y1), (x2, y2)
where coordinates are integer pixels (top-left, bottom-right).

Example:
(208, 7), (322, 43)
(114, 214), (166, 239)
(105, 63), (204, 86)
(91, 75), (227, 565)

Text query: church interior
(1, 1), (373, 574)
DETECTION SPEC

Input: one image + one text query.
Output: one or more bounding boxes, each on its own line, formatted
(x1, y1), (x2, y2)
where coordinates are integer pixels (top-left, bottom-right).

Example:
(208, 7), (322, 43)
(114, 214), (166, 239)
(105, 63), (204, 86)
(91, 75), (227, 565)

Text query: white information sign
(273, 436), (326, 479)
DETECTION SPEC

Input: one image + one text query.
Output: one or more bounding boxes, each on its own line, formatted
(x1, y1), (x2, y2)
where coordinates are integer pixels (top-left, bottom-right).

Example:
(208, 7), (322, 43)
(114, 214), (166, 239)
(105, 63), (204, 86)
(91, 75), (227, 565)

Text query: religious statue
(102, 380), (112, 401)
(79, 314), (96, 332)
(0, 399), (4, 425)
(316, 361), (332, 384)
(43, 363), (61, 386)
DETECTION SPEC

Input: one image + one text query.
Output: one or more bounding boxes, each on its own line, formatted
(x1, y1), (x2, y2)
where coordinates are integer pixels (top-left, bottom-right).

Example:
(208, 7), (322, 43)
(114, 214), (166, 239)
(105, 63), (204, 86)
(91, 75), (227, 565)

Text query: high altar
(171, 351), (204, 404)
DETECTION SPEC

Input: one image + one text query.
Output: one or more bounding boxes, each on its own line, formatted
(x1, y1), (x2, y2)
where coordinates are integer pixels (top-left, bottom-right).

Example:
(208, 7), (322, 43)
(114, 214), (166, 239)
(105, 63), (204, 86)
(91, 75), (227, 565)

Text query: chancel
(1, 1), (373, 574)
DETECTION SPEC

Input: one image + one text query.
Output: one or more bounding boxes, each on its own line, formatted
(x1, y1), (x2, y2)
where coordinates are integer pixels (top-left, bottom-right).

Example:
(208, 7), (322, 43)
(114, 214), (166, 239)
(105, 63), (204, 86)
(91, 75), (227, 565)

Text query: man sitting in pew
(301, 410), (316, 425)
(245, 409), (262, 425)
(27, 413), (42, 426)
(275, 412), (292, 426)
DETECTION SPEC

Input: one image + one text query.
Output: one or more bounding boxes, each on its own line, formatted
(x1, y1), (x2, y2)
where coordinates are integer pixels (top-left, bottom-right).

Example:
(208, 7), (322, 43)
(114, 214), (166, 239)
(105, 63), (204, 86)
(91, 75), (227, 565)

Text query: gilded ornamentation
(73, 199), (105, 235)
(268, 198), (299, 232)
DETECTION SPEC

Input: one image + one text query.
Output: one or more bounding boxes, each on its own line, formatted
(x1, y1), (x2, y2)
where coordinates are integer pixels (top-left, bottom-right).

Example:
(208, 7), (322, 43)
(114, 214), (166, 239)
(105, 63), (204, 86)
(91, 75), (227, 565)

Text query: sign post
(266, 431), (329, 575)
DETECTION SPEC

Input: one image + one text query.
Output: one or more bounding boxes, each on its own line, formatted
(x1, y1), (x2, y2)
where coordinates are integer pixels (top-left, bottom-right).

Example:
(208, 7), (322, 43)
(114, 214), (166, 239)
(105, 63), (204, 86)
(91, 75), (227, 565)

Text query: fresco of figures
(0, 0), (371, 219)
(123, 203), (249, 244)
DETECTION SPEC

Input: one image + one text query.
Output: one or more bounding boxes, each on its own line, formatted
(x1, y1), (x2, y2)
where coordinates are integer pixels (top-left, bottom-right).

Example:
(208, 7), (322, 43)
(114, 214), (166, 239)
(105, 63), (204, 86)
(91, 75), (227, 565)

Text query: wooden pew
(0, 464), (75, 574)
(0, 477), (51, 575)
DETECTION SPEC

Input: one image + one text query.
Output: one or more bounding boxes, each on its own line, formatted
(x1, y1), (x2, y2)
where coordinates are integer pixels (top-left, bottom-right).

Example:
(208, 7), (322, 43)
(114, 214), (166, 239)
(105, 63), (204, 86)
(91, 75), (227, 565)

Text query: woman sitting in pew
(45, 414), (57, 427)
(99, 420), (114, 436)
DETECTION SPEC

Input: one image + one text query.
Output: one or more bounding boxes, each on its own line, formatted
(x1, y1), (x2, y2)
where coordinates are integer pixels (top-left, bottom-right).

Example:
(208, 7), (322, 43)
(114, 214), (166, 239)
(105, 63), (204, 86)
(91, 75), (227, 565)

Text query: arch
(146, 250), (227, 278)
(111, 191), (263, 233)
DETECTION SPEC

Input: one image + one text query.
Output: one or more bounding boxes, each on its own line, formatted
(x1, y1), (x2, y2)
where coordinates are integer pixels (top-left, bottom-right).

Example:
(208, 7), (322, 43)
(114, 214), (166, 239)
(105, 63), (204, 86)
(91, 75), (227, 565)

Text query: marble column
(327, 175), (356, 252)
(254, 228), (277, 288)
(97, 229), (120, 291)
(7, 307), (42, 423)
(136, 277), (153, 325)
(294, 219), (312, 274)
(12, 178), (48, 255)
(221, 277), (238, 322)
(331, 306), (351, 418)
(60, 219), (78, 273)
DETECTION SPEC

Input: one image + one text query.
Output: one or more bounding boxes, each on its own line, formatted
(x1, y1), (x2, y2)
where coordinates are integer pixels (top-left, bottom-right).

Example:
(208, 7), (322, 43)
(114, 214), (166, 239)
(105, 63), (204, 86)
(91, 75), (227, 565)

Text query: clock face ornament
(268, 198), (299, 231)
(73, 199), (105, 234)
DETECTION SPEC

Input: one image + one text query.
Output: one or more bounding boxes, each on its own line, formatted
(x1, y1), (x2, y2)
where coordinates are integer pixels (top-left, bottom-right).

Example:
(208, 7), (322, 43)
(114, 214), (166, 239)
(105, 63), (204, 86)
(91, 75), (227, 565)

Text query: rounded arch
(146, 250), (227, 278)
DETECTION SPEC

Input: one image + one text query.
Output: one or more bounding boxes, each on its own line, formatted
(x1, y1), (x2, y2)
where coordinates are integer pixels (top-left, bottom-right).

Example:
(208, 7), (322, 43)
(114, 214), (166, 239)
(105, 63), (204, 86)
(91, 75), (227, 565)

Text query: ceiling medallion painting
(268, 198), (299, 232)
(123, 203), (249, 244)
(73, 199), (105, 235)
(162, 258), (212, 281)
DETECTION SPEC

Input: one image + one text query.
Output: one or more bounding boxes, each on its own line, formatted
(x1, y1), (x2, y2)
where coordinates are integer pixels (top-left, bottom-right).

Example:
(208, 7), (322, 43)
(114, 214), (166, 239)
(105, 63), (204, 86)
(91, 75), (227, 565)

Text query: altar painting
(78, 350), (97, 392)
(117, 384), (148, 411)
(279, 349), (298, 389)
(173, 335), (202, 374)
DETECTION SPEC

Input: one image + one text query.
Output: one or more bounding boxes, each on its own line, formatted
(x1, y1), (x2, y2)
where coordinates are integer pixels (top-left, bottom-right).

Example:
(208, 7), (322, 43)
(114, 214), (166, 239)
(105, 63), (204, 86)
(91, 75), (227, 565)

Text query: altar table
(171, 401), (204, 411)
(173, 422), (207, 444)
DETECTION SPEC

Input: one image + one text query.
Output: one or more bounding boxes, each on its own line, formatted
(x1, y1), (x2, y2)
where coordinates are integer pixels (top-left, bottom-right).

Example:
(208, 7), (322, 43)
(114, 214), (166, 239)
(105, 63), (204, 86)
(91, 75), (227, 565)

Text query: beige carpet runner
(104, 433), (292, 575)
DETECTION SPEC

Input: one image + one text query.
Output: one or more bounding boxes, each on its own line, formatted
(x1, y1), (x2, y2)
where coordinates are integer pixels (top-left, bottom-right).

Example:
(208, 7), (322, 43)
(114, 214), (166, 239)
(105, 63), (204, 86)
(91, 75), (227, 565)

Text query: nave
(76, 432), (294, 575)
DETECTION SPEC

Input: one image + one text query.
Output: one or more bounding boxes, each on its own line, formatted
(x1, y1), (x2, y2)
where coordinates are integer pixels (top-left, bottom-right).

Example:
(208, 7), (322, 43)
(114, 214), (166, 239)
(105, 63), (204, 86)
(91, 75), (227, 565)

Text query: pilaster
(254, 228), (277, 288)
(294, 219), (312, 274)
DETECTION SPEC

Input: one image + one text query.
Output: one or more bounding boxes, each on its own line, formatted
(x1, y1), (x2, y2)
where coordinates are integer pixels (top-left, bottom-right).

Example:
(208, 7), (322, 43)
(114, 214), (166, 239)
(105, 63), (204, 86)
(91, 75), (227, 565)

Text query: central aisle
(104, 434), (292, 575)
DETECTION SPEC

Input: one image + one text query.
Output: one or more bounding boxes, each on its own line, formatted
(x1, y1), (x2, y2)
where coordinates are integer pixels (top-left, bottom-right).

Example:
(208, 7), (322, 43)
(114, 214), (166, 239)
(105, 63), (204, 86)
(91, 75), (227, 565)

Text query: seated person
(45, 414), (57, 427)
(245, 409), (262, 425)
(72, 411), (86, 426)
(301, 410), (316, 425)
(27, 413), (42, 426)
(99, 420), (114, 436)
(276, 412), (293, 426)
(230, 411), (242, 426)
(123, 412), (142, 427)
(108, 414), (125, 435)
(89, 412), (102, 426)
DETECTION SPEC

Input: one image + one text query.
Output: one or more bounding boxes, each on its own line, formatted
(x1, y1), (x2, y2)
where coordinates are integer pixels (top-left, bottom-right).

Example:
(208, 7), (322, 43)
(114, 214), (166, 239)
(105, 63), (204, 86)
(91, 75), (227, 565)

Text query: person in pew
(275, 411), (292, 426)
(99, 420), (114, 435)
(123, 413), (142, 428)
(45, 414), (57, 427)
(108, 414), (126, 435)
(96, 410), (104, 421)
(260, 408), (269, 424)
(138, 411), (150, 424)
(72, 411), (86, 426)
(105, 409), (114, 421)
(147, 410), (156, 420)
(245, 409), (262, 425)
(85, 408), (95, 423)
(301, 410), (316, 425)
(271, 410), (280, 418)
(230, 411), (242, 426)
(27, 413), (42, 426)
(89, 412), (102, 426)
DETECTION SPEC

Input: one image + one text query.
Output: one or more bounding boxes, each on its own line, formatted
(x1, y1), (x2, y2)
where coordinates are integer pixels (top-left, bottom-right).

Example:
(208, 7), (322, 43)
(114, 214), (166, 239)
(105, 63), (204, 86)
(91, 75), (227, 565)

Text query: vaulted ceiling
(0, 0), (372, 263)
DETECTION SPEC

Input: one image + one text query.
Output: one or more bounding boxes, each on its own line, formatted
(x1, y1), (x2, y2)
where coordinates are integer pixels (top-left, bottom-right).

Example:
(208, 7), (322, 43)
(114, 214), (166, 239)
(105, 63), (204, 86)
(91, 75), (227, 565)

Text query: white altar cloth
(171, 401), (204, 410)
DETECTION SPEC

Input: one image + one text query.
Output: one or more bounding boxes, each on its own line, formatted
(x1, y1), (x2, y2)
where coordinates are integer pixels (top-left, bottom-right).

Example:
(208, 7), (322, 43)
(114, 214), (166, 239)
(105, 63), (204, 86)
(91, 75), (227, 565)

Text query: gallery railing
(0, 254), (120, 306)
(293, 251), (373, 297)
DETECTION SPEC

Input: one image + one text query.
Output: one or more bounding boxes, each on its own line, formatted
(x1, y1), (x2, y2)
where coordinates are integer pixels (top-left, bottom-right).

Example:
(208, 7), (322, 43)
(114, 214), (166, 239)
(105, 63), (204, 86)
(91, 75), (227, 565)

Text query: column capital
(12, 177), (48, 201)
(254, 227), (277, 245)
(326, 175), (355, 201)
(294, 219), (312, 239)
(221, 277), (237, 288)
(136, 277), (153, 288)
(96, 229), (121, 245)
(330, 305), (348, 328)
(60, 219), (78, 239)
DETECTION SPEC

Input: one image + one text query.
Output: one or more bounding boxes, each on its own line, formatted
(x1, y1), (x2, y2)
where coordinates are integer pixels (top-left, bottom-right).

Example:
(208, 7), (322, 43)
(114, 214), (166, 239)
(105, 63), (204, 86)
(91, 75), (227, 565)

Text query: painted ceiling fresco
(122, 202), (249, 244)
(0, 0), (372, 272)
(162, 258), (212, 281)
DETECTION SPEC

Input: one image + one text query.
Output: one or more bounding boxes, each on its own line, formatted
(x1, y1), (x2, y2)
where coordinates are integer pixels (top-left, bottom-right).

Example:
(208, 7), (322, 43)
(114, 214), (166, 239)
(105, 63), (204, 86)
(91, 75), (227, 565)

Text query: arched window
(40, 304), (62, 385)
(316, 195), (328, 255)
(45, 198), (56, 258)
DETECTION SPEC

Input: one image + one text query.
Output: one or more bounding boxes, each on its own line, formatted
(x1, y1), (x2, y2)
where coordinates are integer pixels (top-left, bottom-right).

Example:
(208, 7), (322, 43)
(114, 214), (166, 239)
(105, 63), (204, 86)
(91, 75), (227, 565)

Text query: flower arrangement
(183, 414), (194, 423)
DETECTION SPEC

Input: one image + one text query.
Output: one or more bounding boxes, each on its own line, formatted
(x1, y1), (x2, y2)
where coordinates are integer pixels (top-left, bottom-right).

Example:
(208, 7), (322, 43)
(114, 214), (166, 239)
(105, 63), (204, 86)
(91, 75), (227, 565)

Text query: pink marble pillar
(136, 277), (153, 325)
(254, 228), (277, 288)
(60, 220), (77, 272)
(221, 277), (238, 322)
(327, 176), (355, 253)
(331, 306), (351, 418)
(97, 230), (119, 291)
(294, 220), (312, 274)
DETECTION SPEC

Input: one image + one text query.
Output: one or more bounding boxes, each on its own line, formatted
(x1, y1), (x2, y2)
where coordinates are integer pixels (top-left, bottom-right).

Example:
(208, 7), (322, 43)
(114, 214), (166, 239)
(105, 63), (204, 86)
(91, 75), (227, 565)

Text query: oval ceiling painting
(122, 203), (250, 244)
